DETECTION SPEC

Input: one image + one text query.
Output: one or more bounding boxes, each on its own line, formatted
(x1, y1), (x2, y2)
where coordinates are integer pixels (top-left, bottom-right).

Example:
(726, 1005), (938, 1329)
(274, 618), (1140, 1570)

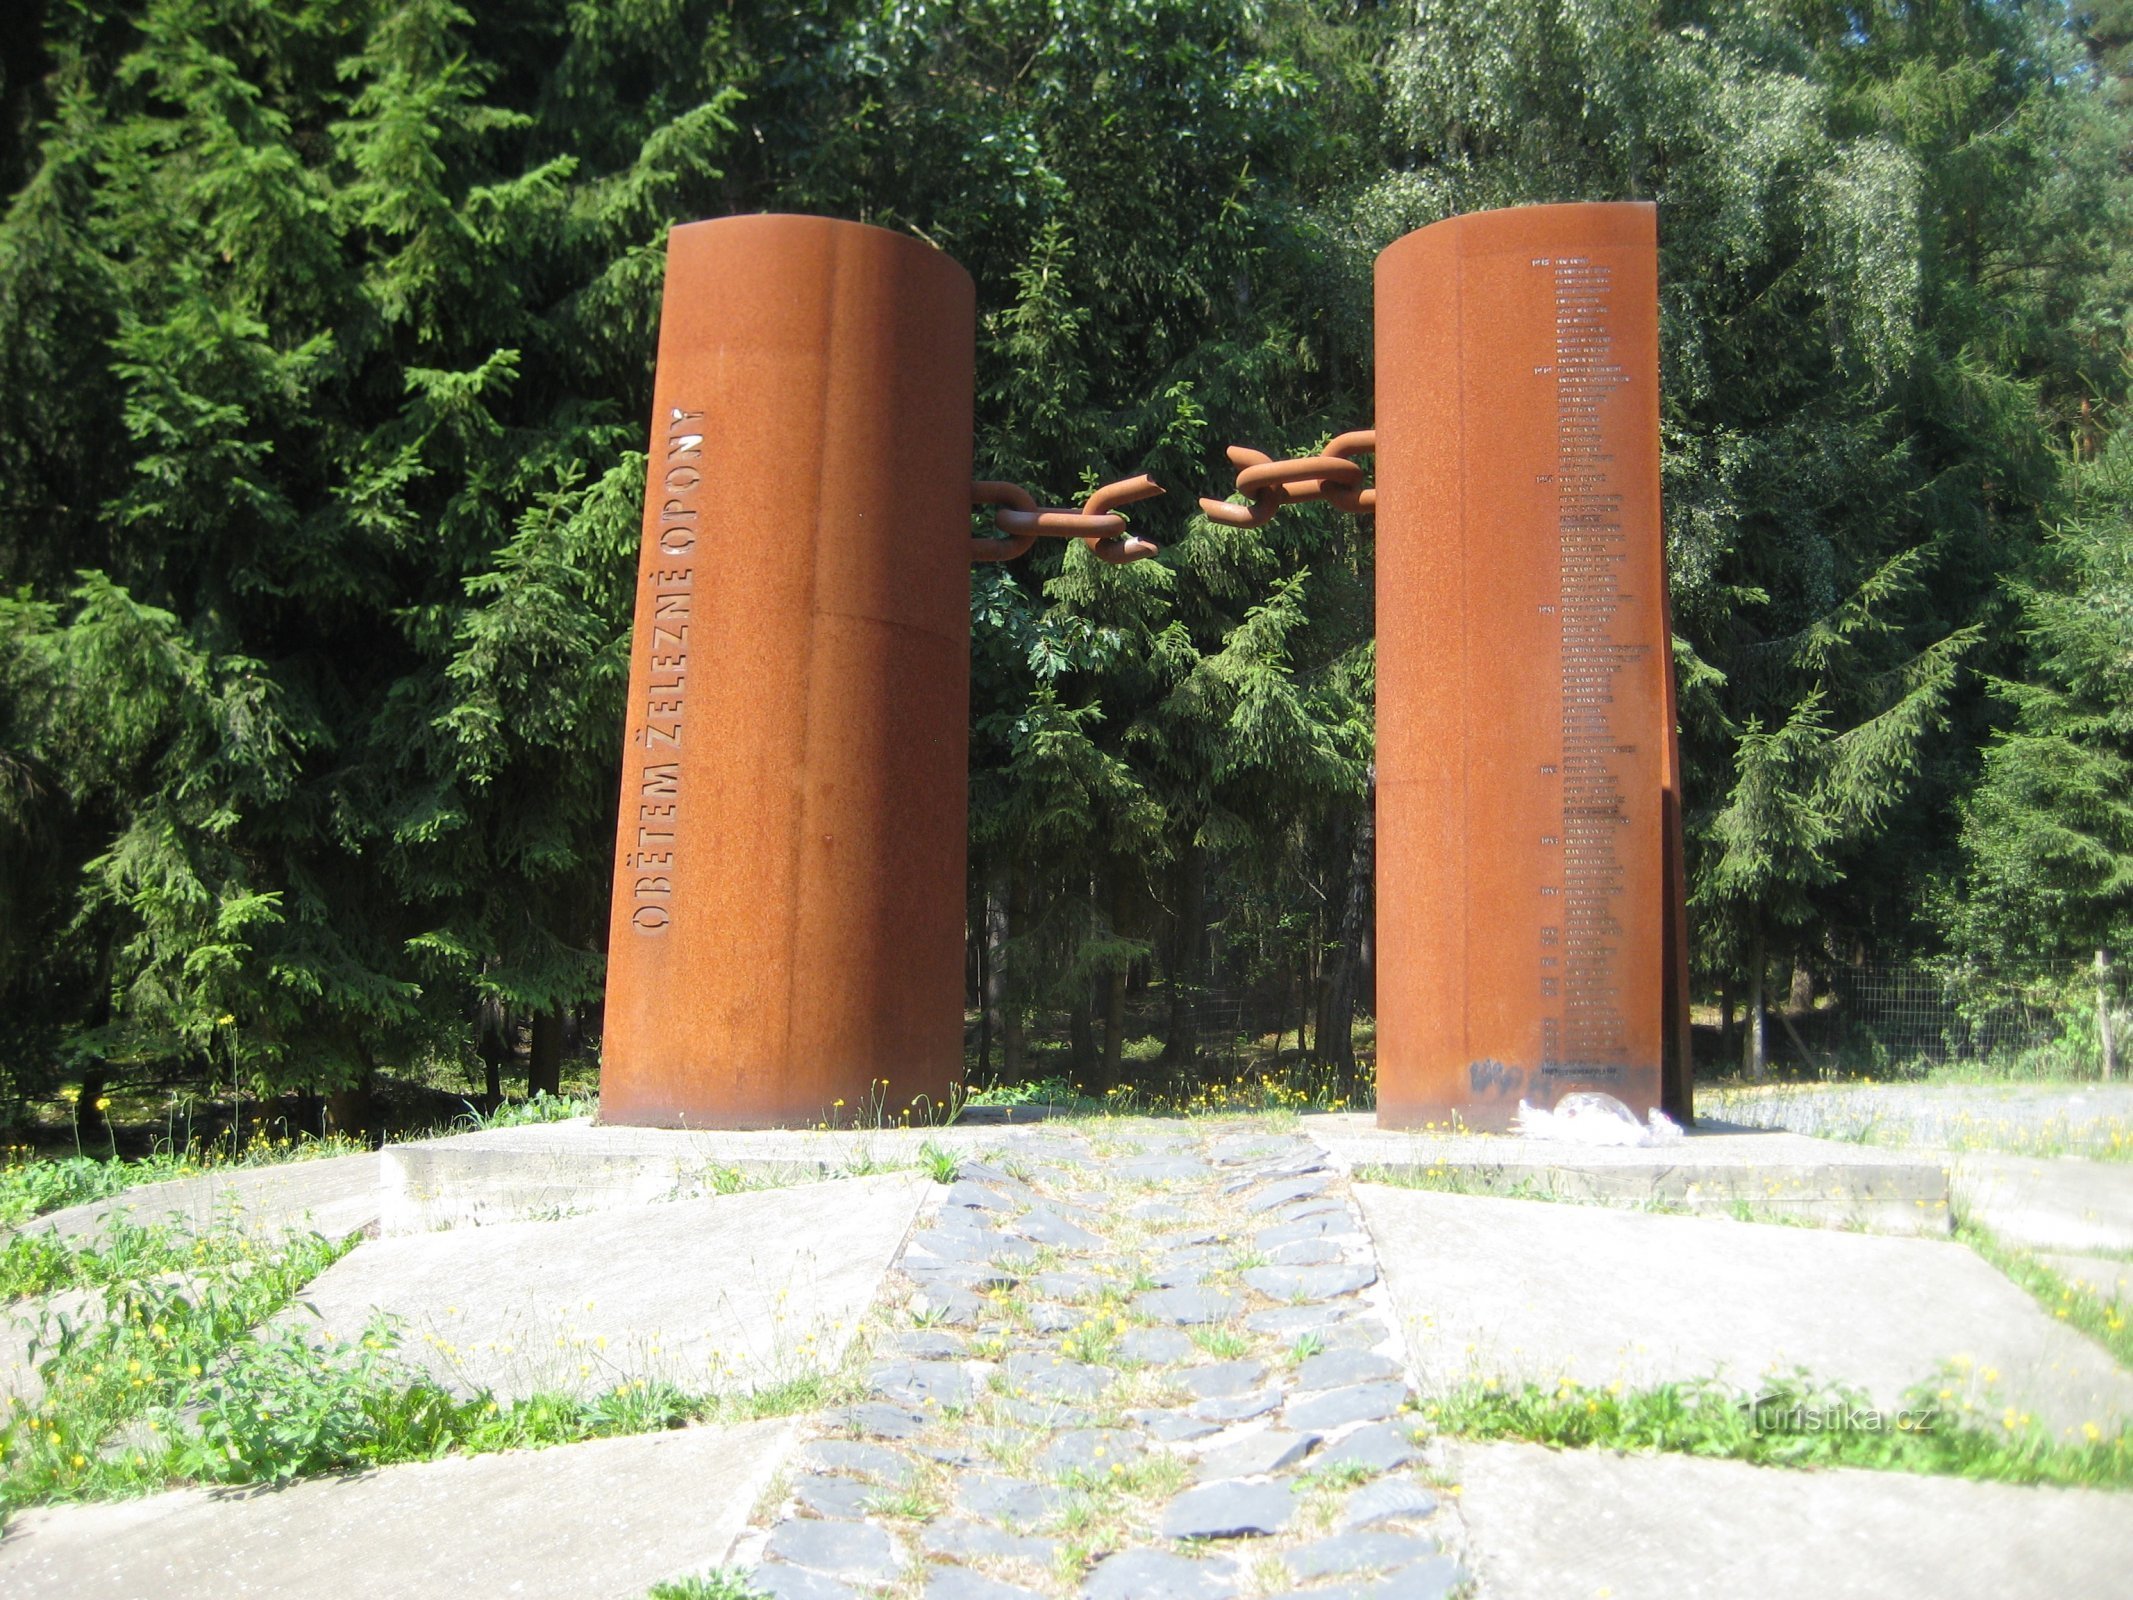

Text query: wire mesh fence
(1737, 959), (2121, 1078)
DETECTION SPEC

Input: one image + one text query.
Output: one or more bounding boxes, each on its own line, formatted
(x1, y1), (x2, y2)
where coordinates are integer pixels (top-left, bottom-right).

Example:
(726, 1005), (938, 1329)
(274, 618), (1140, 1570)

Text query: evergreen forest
(5, 0), (2133, 1124)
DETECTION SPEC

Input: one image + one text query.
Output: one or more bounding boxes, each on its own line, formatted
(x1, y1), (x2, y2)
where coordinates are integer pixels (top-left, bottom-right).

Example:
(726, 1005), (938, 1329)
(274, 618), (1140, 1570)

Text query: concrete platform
(18, 1153), (381, 1243)
(1448, 1438), (2132, 1600)
(1357, 1184), (2133, 1438)
(1954, 1152), (2133, 1254)
(380, 1119), (1027, 1234)
(0, 1416), (794, 1599)
(1316, 1113), (1951, 1234)
(284, 1171), (926, 1401)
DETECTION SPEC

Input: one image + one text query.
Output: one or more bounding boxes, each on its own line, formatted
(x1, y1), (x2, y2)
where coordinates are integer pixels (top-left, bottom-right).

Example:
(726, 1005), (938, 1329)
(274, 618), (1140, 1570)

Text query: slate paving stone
(869, 1360), (975, 1410)
(1313, 1421), (1421, 1472)
(1314, 1319), (1393, 1351)
(889, 1330), (968, 1358)
(1339, 1478), (1439, 1529)
(959, 1472), (1063, 1523)
(1266, 1239), (1344, 1266)
(1010, 1209), (1108, 1250)
(1285, 1381), (1407, 1431)
(1188, 1389), (1281, 1424)
(943, 1181), (1020, 1212)
(1255, 1217), (1360, 1249)
(790, 1474), (876, 1519)
(1038, 1428), (1146, 1478)
(1160, 1479), (1297, 1538)
(1027, 1303), (1080, 1333)
(903, 1260), (1020, 1293)
(1294, 1347), (1403, 1391)
(1118, 1328), (1195, 1364)
(1130, 1201), (1191, 1223)
(997, 1397), (1096, 1428)
(1118, 1156), (1213, 1183)
(755, 1126), (1443, 1600)
(1004, 1351), (1114, 1401)
(1191, 1428), (1318, 1481)
(920, 1518), (1060, 1567)
(1177, 1360), (1267, 1399)
(766, 1519), (904, 1582)
(827, 1402), (930, 1439)
(1032, 1271), (1105, 1301)
(913, 1229), (1040, 1265)
(1081, 1549), (1240, 1600)
(1135, 1410), (1222, 1442)
(799, 1439), (922, 1486)
(1135, 1287), (1241, 1325)
(752, 1563), (861, 1600)
(1272, 1198), (1350, 1223)
(1282, 1532), (1441, 1581)
(1245, 1175), (1335, 1213)
(1243, 1263), (1378, 1300)
(1245, 1304), (1351, 1335)
(910, 1287), (985, 1325)
(924, 1567), (1048, 1600)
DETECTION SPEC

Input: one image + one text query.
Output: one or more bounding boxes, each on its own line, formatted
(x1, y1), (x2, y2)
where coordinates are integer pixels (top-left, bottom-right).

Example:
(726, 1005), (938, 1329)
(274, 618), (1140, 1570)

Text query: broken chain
(1198, 430), (1376, 528)
(971, 474), (1165, 565)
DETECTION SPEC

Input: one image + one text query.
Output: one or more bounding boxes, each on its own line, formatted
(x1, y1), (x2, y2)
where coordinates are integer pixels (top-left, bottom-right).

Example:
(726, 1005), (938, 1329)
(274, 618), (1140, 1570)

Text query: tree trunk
(1718, 977), (1737, 1061)
(984, 856), (1015, 1079)
(1098, 870), (1130, 1094)
(1068, 985), (1096, 1086)
(1163, 842), (1206, 1065)
(2098, 949), (2118, 1082)
(974, 880), (994, 1083)
(1744, 924), (1767, 1082)
(475, 998), (509, 1108)
(529, 1009), (564, 1098)
(1315, 772), (1374, 1096)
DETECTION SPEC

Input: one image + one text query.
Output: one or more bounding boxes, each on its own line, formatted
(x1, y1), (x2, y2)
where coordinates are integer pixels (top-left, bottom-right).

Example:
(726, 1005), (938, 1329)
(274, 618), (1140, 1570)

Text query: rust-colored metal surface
(599, 215), (975, 1128)
(1374, 202), (1690, 1130)
(971, 474), (1165, 563)
(1199, 431), (1376, 527)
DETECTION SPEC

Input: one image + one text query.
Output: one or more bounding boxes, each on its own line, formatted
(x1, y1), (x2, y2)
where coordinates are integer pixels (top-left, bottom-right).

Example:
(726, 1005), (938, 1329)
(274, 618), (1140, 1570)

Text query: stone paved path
(734, 1121), (1467, 1600)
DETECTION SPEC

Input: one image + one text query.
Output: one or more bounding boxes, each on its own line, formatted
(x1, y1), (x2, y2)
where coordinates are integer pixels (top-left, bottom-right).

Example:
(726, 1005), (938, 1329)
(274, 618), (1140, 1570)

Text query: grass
(0, 1128), (369, 1229)
(646, 1570), (763, 1600)
(1419, 1371), (2132, 1489)
(1961, 1221), (2132, 1371)
(0, 1212), (849, 1521)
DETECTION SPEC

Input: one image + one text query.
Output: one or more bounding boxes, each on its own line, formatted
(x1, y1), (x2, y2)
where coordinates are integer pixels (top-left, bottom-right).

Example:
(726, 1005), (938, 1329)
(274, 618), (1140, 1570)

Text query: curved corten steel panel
(1374, 202), (1690, 1130)
(600, 215), (975, 1128)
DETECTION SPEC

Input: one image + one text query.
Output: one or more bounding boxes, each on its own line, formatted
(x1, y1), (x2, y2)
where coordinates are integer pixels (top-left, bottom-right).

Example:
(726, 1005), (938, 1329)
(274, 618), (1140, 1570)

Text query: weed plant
(1421, 1373), (2132, 1489)
(646, 1570), (764, 1599)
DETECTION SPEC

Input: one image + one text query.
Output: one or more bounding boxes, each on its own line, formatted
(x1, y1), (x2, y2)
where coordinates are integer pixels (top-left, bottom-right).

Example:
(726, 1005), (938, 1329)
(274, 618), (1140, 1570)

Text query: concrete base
(284, 1172), (926, 1402)
(381, 1119), (1024, 1234)
(19, 1154), (381, 1243)
(1357, 1184), (2133, 1438)
(0, 1418), (794, 1599)
(1448, 1438), (2132, 1600)
(1954, 1152), (2133, 1254)
(1320, 1114), (1951, 1235)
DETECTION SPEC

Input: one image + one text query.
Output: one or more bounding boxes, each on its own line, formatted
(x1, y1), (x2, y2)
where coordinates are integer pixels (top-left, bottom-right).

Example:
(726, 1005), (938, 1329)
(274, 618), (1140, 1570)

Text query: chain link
(1198, 430), (1375, 528)
(971, 474), (1165, 565)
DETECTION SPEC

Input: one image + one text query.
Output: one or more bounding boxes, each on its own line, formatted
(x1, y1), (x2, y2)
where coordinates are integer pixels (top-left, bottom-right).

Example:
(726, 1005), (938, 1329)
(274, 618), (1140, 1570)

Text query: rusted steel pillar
(1374, 202), (1690, 1130)
(599, 215), (975, 1128)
